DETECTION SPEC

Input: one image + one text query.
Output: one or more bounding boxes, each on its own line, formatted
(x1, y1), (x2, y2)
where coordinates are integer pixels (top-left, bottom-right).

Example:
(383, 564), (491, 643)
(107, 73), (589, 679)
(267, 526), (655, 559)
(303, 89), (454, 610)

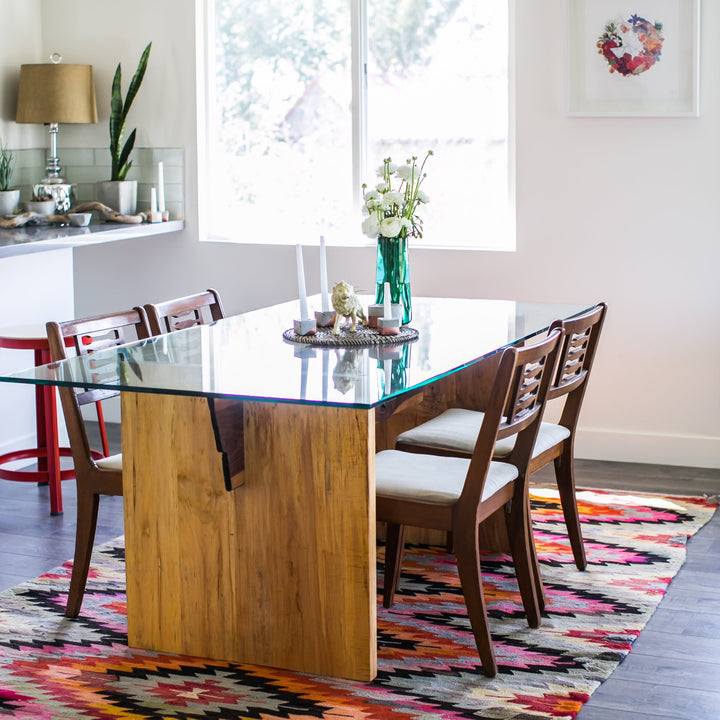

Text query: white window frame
(196, 0), (515, 251)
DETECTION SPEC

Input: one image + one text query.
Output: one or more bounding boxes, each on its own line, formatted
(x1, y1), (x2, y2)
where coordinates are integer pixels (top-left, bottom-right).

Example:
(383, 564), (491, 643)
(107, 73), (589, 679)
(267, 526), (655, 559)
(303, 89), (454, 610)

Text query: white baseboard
(576, 428), (720, 469)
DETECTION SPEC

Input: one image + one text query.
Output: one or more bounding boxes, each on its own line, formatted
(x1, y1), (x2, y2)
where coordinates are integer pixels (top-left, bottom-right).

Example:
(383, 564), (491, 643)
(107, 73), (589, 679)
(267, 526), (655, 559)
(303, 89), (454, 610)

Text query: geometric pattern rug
(0, 487), (715, 720)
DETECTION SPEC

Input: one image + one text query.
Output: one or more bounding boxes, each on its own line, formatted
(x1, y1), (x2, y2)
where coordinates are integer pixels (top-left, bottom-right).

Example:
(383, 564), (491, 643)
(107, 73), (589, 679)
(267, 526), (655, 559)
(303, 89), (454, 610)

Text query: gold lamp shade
(16, 63), (98, 124)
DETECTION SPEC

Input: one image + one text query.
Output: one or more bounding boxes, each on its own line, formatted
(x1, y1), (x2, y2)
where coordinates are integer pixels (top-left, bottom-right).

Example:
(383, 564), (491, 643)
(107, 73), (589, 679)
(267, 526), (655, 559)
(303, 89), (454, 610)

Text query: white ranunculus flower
(417, 189), (429, 203)
(396, 165), (415, 181)
(375, 182), (389, 193)
(376, 162), (397, 176)
(362, 214), (381, 238)
(400, 218), (412, 230)
(364, 189), (380, 202)
(379, 216), (403, 238)
(382, 191), (403, 209)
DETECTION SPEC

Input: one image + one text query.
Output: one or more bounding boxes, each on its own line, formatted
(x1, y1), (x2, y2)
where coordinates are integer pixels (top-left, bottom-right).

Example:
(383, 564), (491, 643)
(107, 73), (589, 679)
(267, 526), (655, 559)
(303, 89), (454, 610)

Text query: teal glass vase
(375, 235), (412, 325)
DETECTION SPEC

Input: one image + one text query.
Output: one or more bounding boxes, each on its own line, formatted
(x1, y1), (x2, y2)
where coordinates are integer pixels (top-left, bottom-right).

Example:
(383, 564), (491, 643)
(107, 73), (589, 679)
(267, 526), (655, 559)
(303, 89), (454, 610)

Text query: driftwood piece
(0, 201), (147, 229)
(69, 202), (147, 224)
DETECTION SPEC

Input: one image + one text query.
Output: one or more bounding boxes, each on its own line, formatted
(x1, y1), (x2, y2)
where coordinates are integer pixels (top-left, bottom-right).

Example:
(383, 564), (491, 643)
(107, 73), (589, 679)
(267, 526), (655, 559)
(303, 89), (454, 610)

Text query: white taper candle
(150, 187), (158, 213)
(383, 282), (391, 319)
(157, 162), (165, 212)
(320, 235), (329, 312)
(296, 244), (309, 320)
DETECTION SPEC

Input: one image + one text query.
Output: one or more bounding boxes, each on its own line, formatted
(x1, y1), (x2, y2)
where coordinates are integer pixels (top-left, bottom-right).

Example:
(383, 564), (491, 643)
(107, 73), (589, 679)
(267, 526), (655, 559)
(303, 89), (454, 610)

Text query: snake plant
(109, 43), (151, 181)
(0, 140), (14, 192)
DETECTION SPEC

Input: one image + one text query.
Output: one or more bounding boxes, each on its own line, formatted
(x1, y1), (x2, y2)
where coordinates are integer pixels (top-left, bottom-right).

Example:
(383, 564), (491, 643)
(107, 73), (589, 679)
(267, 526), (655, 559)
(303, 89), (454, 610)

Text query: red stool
(0, 325), (107, 515)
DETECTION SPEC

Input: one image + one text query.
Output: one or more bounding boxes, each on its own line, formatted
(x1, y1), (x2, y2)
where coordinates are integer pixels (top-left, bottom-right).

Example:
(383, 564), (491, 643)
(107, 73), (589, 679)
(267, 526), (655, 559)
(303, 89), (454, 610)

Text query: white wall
(33, 0), (720, 468)
(0, 0), (43, 147)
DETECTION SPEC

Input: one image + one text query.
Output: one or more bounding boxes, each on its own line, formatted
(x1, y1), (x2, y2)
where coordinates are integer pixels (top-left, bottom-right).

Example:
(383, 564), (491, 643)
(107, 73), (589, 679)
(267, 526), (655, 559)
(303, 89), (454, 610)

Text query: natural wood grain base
(122, 393), (377, 681)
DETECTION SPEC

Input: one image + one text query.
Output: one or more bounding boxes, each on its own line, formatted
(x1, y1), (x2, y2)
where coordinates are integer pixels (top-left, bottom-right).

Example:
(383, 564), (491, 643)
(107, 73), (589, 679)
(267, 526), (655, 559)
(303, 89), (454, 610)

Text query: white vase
(0, 189), (20, 216)
(96, 180), (138, 215)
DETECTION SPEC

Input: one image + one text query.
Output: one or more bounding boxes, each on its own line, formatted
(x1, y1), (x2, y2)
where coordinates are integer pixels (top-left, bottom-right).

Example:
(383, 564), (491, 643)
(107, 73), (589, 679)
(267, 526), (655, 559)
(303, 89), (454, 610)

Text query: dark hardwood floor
(0, 424), (718, 719)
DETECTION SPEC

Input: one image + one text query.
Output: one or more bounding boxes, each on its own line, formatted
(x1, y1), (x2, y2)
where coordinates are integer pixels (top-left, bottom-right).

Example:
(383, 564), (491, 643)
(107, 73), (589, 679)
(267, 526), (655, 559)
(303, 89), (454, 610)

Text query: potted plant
(0, 140), (20, 216)
(25, 191), (56, 216)
(96, 42), (151, 215)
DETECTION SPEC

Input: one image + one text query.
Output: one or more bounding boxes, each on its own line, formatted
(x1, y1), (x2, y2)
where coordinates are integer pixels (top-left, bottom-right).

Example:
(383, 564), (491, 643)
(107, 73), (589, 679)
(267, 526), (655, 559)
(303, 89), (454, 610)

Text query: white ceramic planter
(0, 189), (20, 215)
(24, 199), (56, 215)
(96, 180), (138, 215)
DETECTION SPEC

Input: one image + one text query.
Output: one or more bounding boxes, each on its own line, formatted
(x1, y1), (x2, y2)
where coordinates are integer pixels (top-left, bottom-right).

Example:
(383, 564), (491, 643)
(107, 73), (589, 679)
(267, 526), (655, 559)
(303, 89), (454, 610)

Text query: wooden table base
(122, 393), (377, 681)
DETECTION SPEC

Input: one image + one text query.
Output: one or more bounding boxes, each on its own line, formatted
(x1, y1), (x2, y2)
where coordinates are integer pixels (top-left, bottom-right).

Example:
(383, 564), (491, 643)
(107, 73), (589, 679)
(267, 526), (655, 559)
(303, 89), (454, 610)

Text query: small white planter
(25, 199), (56, 215)
(96, 180), (138, 215)
(0, 189), (20, 215)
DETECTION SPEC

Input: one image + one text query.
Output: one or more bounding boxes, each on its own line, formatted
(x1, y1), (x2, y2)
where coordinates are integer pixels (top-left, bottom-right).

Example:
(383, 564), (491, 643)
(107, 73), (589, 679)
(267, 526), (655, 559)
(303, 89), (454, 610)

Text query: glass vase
(375, 235), (412, 325)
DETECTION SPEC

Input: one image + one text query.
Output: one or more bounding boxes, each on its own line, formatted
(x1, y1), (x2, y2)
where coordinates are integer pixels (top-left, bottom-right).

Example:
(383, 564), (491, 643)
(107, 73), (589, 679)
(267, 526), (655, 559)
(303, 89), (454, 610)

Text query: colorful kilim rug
(0, 487), (715, 719)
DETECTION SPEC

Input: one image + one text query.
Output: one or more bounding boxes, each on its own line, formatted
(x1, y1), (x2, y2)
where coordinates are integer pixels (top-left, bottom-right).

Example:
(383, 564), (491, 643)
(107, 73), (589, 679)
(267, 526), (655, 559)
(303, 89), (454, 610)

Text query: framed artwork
(566, 0), (700, 116)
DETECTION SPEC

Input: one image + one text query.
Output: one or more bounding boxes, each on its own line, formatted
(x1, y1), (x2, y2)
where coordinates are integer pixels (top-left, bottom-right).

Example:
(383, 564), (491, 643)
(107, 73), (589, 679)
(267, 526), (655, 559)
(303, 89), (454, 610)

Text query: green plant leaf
(117, 129), (137, 180)
(122, 43), (152, 123)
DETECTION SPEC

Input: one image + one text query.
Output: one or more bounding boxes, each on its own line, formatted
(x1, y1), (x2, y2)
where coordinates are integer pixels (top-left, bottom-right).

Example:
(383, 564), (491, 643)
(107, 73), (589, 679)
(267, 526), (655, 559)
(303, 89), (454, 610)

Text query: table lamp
(16, 53), (97, 212)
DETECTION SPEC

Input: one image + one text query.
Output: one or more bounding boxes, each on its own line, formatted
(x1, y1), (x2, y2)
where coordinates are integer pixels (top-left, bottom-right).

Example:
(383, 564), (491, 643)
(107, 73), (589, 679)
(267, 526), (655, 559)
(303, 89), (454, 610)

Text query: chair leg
(526, 501), (546, 613)
(454, 524), (497, 677)
(65, 489), (100, 618)
(383, 523), (406, 609)
(505, 493), (542, 629)
(554, 446), (587, 571)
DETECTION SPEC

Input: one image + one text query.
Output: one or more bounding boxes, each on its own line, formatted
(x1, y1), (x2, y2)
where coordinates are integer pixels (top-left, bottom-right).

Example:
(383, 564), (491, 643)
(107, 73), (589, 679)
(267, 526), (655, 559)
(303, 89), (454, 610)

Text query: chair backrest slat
(547, 303), (607, 402)
(461, 327), (562, 509)
(144, 288), (225, 336)
(47, 308), (151, 471)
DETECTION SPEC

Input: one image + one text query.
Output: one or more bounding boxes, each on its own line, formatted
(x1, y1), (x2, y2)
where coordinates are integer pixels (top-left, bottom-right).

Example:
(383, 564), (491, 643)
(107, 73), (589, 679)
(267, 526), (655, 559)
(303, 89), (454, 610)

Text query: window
(203, 0), (512, 250)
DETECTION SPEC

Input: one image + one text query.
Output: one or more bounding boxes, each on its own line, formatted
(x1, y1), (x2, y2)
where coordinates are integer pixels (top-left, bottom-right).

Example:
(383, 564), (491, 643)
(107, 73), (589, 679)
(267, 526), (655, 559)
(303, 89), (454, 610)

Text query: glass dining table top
(0, 297), (592, 409)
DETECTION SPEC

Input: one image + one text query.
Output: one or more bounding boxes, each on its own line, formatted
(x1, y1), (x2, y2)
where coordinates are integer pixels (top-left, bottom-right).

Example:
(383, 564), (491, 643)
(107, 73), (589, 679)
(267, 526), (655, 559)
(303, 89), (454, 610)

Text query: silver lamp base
(33, 182), (75, 214)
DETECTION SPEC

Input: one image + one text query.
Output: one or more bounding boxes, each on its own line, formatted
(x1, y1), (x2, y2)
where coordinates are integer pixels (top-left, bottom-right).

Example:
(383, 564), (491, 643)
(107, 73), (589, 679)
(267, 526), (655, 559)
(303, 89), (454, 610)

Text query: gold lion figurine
(331, 281), (367, 335)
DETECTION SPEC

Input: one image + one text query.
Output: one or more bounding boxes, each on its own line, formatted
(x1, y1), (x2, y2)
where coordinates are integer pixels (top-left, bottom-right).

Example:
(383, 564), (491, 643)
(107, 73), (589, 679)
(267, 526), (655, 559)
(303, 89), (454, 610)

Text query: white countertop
(0, 220), (184, 259)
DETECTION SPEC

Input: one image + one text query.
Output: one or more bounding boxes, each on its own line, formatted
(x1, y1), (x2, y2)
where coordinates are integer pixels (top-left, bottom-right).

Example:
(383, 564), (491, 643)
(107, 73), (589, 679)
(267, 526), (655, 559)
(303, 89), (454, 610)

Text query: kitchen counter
(0, 220), (184, 259)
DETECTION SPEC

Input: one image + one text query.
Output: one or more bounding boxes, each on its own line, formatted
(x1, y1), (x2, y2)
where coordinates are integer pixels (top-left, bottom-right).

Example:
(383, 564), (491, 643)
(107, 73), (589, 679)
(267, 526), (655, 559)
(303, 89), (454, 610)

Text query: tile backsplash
(10, 147), (184, 220)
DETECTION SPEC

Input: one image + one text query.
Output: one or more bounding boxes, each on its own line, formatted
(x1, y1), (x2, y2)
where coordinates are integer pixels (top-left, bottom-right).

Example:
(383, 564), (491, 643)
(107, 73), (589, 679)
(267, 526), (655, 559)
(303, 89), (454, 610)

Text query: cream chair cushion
(96, 453), (122, 471)
(376, 449), (518, 505)
(396, 408), (571, 459)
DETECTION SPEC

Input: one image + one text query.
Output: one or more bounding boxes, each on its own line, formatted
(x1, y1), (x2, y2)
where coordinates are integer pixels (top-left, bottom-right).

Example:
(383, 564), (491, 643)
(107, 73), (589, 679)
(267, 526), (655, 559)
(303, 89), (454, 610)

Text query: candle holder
(368, 303), (401, 328)
(367, 304), (384, 328)
(377, 316), (401, 336)
(314, 310), (336, 328)
(293, 318), (317, 336)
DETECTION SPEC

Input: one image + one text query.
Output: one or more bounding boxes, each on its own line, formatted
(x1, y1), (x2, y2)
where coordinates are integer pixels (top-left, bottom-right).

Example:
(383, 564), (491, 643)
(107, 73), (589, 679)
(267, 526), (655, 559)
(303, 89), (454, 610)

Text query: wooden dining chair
(143, 288), (225, 335)
(395, 303), (607, 573)
(376, 328), (562, 677)
(47, 308), (151, 618)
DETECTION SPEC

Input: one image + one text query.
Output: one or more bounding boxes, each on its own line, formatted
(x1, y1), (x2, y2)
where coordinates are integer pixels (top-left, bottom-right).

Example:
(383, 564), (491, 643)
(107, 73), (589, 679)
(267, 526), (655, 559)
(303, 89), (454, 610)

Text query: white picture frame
(566, 0), (700, 117)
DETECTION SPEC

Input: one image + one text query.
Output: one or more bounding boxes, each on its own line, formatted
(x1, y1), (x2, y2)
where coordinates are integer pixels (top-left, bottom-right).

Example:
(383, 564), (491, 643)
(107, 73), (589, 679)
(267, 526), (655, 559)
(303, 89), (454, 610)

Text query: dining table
(0, 296), (592, 681)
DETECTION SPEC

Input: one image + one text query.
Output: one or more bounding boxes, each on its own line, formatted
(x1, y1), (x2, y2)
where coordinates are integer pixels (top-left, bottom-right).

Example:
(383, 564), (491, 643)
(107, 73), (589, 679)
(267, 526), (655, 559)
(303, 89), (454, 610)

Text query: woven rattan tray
(283, 325), (418, 347)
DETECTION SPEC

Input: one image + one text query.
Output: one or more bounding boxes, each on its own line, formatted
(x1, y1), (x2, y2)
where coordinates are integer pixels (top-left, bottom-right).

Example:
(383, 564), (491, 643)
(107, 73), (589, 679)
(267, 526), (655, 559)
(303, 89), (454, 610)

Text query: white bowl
(67, 212), (92, 227)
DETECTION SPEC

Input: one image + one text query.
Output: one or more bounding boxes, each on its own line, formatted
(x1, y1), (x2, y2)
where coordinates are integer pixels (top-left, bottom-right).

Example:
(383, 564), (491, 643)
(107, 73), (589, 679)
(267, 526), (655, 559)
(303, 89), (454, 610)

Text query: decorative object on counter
(0, 201), (146, 229)
(71, 201), (145, 224)
(156, 161), (169, 221)
(293, 244), (316, 336)
(283, 323), (418, 347)
(24, 195), (56, 216)
(16, 53), (98, 213)
(362, 151), (432, 325)
(314, 235), (335, 327)
(67, 213), (92, 227)
(0, 140), (20, 216)
(146, 187), (162, 223)
(96, 42), (152, 216)
(331, 280), (367, 335)
(377, 282), (401, 336)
